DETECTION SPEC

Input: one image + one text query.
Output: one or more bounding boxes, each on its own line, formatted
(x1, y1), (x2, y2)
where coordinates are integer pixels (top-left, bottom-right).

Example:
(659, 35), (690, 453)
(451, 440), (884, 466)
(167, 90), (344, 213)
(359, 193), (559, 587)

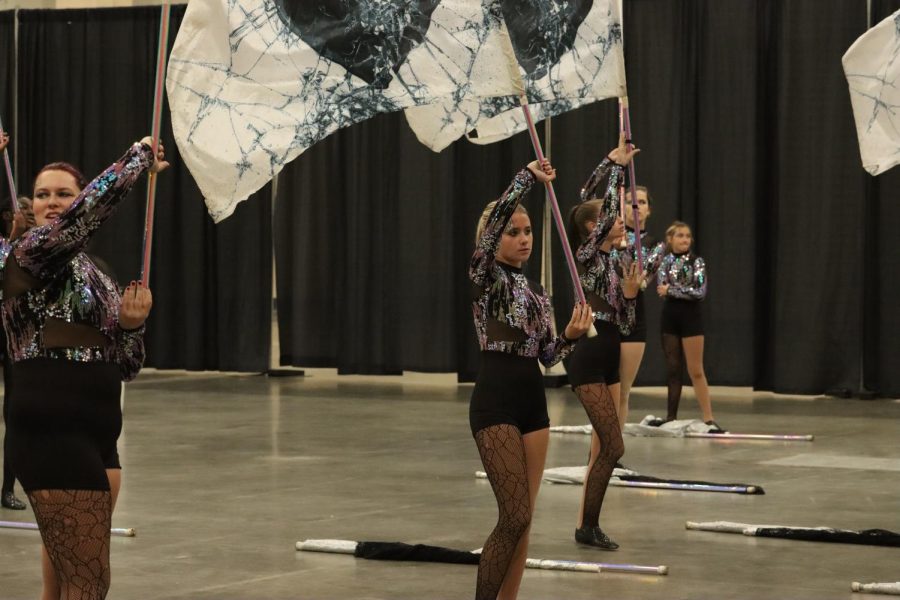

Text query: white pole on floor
(684, 432), (814, 441)
(0, 521), (135, 537)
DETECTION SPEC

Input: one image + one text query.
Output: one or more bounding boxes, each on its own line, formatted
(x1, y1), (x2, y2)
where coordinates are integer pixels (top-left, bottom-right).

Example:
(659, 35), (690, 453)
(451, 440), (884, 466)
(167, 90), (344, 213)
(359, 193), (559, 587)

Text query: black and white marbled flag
(843, 9), (900, 176)
(405, 1), (625, 151)
(167, 1), (624, 221)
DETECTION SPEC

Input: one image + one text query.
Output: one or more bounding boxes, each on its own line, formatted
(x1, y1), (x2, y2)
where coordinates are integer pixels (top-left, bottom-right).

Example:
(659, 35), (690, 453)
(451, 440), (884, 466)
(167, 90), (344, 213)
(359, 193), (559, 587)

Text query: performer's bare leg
(617, 343), (646, 428)
(681, 336), (713, 421)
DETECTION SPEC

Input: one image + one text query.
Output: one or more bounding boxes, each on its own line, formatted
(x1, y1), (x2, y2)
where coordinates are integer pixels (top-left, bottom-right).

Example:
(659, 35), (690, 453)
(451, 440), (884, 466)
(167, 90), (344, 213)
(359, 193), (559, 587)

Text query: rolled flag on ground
(405, 1), (626, 151)
(168, 0), (617, 221)
(842, 9), (900, 175)
(553, 416), (814, 441)
(687, 521), (900, 547)
(296, 539), (667, 575)
(851, 582), (900, 596)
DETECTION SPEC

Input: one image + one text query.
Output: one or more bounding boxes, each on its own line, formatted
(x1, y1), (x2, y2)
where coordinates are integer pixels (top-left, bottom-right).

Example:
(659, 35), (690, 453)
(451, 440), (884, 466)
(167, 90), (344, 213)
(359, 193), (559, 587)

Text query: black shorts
(470, 352), (549, 436)
(620, 293), (647, 343)
(564, 319), (621, 388)
(7, 358), (122, 492)
(661, 298), (704, 337)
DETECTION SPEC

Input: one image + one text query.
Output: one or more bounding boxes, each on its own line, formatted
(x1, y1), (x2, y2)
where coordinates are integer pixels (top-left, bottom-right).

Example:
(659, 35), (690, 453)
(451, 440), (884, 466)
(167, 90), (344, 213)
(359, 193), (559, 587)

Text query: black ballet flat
(705, 420), (727, 434)
(646, 417), (666, 427)
(1, 491), (27, 510)
(575, 526), (619, 550)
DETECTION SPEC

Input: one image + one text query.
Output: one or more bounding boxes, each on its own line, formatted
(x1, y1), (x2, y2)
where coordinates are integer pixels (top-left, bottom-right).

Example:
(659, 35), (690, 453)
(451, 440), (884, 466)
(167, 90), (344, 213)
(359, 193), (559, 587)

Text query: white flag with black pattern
(167, 1), (625, 221)
(843, 9), (900, 176)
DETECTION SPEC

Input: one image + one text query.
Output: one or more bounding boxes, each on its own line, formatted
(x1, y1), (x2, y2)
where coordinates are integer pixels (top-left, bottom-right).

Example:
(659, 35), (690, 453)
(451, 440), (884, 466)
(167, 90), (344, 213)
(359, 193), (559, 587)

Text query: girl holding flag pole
(565, 133), (642, 550)
(2, 137), (166, 599)
(469, 157), (594, 600)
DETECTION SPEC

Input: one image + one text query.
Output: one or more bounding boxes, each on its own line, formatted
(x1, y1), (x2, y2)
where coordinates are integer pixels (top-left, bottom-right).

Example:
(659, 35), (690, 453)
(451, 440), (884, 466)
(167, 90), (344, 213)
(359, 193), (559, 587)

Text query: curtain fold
(866, 0), (900, 395)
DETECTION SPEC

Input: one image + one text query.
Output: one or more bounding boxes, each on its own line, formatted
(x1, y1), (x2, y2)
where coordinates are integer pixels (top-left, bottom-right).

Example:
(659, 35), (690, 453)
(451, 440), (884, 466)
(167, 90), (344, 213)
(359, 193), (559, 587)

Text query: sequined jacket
(0, 143), (154, 381)
(618, 227), (666, 288)
(574, 158), (636, 335)
(657, 252), (707, 301)
(469, 168), (574, 367)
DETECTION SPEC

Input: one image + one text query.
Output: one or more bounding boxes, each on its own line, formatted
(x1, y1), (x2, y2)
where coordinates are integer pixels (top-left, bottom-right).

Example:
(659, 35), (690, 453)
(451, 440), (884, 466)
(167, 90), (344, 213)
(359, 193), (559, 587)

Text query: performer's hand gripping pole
(140, 4), (171, 286)
(500, 25), (596, 337)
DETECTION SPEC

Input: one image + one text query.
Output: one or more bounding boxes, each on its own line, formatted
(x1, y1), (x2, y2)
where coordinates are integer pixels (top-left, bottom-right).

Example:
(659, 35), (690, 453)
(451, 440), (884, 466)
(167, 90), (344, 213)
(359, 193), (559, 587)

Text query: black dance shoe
(1, 491), (27, 510)
(575, 526), (619, 550)
(705, 420), (727, 434)
(646, 417), (666, 427)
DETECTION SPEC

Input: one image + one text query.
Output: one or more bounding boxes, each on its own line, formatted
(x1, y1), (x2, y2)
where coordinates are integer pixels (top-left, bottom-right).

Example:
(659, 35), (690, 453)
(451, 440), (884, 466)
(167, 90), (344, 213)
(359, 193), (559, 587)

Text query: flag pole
(620, 96), (643, 272)
(499, 23), (595, 337)
(618, 100), (626, 221)
(0, 113), (17, 214)
(140, 4), (171, 286)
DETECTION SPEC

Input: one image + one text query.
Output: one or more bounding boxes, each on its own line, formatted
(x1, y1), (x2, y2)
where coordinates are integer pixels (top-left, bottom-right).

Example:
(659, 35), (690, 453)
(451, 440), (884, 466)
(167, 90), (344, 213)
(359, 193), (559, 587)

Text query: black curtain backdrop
(0, 12), (14, 188)
(1, 3), (897, 394)
(868, 0), (900, 395)
(12, 6), (272, 372)
(276, 0), (895, 394)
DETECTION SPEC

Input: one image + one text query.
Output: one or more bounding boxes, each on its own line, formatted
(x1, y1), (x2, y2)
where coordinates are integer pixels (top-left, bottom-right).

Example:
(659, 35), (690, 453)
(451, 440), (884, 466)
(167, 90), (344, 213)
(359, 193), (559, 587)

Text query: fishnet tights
(27, 489), (112, 600)
(662, 333), (684, 421)
(474, 424), (531, 600)
(575, 384), (624, 529)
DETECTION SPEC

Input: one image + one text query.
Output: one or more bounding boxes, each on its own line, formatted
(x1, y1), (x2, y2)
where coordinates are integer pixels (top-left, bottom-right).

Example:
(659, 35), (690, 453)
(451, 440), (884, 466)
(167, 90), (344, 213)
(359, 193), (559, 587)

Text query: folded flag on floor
(687, 521), (900, 547)
(296, 538), (668, 574)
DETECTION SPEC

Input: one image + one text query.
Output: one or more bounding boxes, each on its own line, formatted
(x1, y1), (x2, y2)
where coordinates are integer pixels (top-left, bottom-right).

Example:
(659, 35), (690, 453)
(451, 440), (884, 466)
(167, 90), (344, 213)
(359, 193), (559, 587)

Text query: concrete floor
(0, 370), (898, 599)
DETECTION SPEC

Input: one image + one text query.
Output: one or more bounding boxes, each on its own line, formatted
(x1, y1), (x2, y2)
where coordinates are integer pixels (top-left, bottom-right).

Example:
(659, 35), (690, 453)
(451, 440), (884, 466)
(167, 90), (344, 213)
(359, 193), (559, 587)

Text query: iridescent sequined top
(657, 252), (707, 301)
(620, 227), (666, 283)
(0, 143), (154, 381)
(470, 168), (574, 367)
(574, 158), (636, 335)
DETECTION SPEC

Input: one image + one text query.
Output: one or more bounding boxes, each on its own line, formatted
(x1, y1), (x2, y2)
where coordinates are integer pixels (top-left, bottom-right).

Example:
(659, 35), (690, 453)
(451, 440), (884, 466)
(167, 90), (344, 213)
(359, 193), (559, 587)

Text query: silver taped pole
(0, 521), (135, 537)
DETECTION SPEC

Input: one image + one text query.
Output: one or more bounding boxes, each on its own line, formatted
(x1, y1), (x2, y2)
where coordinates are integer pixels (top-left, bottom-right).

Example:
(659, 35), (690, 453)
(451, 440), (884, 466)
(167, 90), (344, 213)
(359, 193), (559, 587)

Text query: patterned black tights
(662, 333), (684, 421)
(575, 383), (624, 529)
(27, 489), (112, 600)
(474, 424), (531, 600)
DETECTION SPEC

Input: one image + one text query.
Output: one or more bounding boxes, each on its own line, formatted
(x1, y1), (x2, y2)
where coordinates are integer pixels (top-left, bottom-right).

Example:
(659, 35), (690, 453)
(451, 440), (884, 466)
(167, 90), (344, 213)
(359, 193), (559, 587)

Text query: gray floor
(1, 370), (898, 599)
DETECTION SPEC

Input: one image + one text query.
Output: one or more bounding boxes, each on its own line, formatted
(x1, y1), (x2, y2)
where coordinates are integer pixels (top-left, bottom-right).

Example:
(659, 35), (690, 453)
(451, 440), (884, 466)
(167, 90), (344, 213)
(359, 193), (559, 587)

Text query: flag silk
(843, 9), (900, 176)
(167, 1), (625, 221)
(405, 0), (625, 151)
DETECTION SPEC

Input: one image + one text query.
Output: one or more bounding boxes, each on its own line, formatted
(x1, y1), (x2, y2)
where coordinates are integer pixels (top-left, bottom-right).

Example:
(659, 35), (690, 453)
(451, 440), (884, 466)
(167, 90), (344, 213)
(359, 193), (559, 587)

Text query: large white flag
(167, 1), (625, 221)
(842, 10), (900, 176)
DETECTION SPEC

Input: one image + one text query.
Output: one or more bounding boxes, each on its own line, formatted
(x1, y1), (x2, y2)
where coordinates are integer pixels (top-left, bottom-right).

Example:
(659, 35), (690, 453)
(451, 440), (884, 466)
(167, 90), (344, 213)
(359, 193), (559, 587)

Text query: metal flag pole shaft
(518, 102), (589, 310)
(0, 520), (135, 537)
(610, 480), (758, 494)
(498, 23), (595, 336)
(684, 432), (814, 441)
(620, 96), (643, 272)
(618, 100), (626, 220)
(0, 113), (18, 214)
(140, 4), (171, 287)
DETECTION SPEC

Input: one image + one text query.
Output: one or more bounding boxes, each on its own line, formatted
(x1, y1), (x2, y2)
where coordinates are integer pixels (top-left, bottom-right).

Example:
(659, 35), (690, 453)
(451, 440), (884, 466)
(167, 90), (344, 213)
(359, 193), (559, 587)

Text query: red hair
(34, 162), (88, 192)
